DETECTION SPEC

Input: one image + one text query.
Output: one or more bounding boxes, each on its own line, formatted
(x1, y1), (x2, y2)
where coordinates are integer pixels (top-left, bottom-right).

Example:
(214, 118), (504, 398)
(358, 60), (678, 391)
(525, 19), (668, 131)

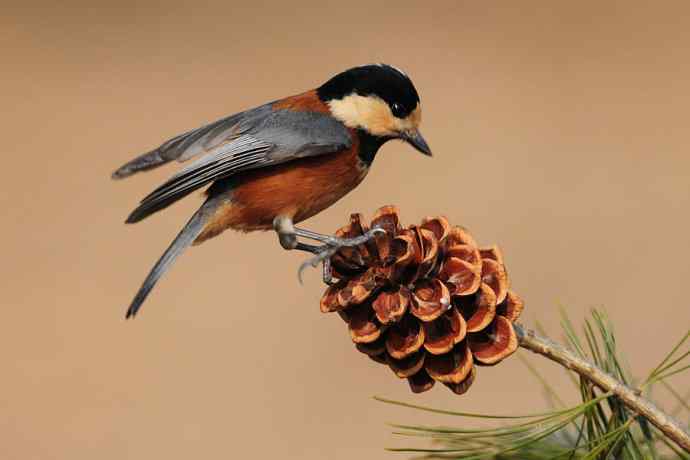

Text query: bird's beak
(402, 129), (432, 156)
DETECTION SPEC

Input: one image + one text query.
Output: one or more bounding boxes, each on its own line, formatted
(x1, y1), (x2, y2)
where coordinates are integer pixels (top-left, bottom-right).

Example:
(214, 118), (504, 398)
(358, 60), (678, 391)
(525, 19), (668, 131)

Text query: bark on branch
(514, 323), (690, 453)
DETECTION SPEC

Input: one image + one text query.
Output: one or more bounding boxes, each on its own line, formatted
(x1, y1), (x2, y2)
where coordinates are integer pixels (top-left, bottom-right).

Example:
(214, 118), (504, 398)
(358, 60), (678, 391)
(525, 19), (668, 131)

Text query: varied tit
(113, 64), (431, 318)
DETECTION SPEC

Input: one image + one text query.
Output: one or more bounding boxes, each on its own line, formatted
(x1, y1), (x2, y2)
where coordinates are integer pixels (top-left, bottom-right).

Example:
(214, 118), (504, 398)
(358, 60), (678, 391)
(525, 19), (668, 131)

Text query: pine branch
(514, 323), (690, 453)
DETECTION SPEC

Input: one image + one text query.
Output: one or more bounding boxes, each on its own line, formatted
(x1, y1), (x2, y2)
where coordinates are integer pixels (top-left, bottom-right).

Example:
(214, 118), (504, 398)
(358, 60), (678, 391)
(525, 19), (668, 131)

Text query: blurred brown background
(2, 1), (689, 459)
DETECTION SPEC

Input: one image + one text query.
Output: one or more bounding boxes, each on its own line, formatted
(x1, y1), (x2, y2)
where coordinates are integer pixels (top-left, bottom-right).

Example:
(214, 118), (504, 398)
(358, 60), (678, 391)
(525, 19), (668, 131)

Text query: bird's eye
(391, 103), (405, 118)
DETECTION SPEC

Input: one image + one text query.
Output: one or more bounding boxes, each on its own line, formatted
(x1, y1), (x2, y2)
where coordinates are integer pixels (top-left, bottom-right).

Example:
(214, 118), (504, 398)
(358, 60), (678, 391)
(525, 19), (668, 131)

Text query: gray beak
(402, 129), (432, 156)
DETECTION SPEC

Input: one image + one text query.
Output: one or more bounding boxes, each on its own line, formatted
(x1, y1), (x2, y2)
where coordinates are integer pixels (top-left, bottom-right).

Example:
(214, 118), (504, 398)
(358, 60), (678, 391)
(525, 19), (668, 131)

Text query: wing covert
(125, 109), (352, 223)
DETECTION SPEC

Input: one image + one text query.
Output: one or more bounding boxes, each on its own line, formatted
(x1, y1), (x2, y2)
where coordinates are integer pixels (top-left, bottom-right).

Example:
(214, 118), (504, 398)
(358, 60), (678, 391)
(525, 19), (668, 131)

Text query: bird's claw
(296, 228), (385, 283)
(297, 246), (337, 284)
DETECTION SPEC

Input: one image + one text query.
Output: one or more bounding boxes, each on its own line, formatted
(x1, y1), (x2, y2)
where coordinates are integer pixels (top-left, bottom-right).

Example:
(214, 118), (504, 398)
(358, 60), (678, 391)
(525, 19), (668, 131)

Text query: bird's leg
(273, 216), (335, 282)
(272, 215), (383, 283)
(273, 215), (299, 250)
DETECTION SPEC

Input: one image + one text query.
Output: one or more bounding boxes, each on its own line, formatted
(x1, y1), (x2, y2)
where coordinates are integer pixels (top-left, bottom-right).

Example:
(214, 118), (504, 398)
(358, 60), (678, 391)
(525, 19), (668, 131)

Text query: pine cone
(320, 206), (524, 395)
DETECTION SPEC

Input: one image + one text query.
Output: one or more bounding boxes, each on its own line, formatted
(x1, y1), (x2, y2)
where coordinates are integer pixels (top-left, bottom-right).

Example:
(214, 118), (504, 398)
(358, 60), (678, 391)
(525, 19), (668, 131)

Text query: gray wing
(112, 110), (254, 180)
(124, 108), (351, 223)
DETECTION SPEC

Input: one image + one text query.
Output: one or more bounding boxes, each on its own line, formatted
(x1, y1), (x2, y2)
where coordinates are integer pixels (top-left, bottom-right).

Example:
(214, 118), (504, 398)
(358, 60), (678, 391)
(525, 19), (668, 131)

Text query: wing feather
(112, 109), (260, 179)
(124, 108), (352, 223)
(126, 136), (272, 223)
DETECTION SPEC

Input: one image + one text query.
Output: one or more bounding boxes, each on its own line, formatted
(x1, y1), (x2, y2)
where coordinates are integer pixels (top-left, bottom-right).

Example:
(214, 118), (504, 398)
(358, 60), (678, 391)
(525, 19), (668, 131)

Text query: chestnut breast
(226, 137), (368, 231)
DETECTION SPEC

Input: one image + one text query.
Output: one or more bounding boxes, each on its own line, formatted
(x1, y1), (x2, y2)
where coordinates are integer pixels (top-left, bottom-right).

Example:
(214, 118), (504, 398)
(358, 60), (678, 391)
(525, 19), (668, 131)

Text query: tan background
(2, 1), (689, 459)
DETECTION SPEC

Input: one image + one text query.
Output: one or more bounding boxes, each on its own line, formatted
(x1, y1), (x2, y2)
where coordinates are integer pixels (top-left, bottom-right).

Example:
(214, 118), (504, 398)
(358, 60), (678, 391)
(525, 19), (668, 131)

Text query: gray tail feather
(112, 149), (169, 180)
(124, 199), (215, 319)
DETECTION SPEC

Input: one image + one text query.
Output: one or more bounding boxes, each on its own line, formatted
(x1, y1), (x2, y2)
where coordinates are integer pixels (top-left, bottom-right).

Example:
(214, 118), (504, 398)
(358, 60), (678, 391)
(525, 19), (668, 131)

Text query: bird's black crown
(317, 64), (420, 118)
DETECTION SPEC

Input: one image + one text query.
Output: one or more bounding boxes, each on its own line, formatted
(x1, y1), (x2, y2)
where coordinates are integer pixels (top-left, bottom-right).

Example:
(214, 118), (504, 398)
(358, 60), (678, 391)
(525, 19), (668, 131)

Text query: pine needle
(379, 309), (690, 459)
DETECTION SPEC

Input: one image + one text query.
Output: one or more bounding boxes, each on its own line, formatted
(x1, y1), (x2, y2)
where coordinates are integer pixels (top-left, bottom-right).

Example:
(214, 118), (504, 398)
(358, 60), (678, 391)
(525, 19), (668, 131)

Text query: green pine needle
(378, 309), (690, 459)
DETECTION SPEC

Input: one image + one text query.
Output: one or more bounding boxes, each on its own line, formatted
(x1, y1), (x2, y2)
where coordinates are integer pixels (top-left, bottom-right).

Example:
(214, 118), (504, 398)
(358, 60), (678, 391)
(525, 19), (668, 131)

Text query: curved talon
(298, 246), (337, 284)
(294, 228), (386, 283)
(297, 261), (310, 285)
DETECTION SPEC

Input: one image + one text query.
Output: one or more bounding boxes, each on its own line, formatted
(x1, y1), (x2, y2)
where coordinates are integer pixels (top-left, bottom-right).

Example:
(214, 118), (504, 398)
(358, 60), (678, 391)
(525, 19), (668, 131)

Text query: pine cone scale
(319, 206), (524, 395)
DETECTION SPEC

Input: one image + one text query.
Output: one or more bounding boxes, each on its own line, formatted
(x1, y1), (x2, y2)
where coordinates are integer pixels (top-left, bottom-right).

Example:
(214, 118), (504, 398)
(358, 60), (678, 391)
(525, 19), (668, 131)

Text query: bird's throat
(356, 130), (389, 166)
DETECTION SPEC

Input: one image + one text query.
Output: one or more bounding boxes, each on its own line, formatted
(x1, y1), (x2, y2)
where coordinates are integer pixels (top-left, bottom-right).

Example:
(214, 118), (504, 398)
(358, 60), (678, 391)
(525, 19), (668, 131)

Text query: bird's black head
(317, 64), (431, 156)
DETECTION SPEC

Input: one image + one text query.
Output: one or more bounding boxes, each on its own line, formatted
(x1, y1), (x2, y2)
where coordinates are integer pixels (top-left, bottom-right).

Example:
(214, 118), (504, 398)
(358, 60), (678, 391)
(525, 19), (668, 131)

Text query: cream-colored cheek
(327, 95), (398, 136)
(328, 96), (422, 136)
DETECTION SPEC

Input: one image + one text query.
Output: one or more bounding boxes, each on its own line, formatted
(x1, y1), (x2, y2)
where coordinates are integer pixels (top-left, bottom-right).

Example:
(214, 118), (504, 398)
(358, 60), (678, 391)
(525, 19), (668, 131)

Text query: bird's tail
(124, 198), (218, 319)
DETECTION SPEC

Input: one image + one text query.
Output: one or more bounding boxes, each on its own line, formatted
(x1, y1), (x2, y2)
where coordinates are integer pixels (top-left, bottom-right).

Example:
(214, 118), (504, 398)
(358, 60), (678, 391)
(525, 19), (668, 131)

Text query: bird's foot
(295, 228), (385, 283)
(293, 227), (385, 248)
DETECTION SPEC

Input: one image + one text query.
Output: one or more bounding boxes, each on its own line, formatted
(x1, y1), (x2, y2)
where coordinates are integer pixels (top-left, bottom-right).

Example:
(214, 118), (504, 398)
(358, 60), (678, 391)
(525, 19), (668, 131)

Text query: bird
(114, 64), (431, 319)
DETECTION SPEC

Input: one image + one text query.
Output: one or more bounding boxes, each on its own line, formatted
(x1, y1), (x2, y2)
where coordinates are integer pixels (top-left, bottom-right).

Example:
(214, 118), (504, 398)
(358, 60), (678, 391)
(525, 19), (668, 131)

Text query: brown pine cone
(320, 206), (524, 395)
